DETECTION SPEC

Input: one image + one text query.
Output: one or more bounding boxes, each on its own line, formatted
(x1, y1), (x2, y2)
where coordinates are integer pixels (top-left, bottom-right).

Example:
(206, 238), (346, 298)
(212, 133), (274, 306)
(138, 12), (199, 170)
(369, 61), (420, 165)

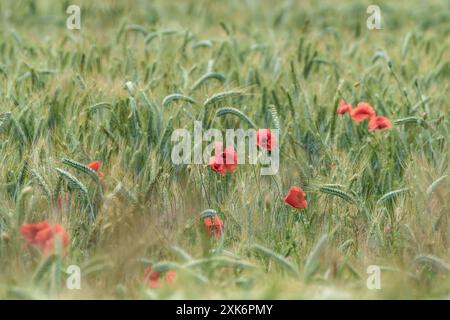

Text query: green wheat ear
(144, 29), (178, 45)
(319, 185), (358, 205)
(55, 168), (94, 221)
(412, 255), (450, 274)
(0, 112), (12, 133)
(11, 117), (27, 145)
(192, 40), (213, 49)
(162, 93), (197, 107)
(15, 186), (32, 226)
(158, 116), (174, 157)
(55, 168), (89, 195)
(269, 105), (280, 131)
(202, 90), (247, 128)
(125, 24), (148, 36)
(86, 102), (112, 114)
(214, 107), (256, 128)
(426, 175), (448, 196)
(61, 158), (101, 185)
(149, 261), (180, 273)
(203, 90), (246, 108)
(377, 187), (409, 205)
(53, 176), (63, 204)
(129, 95), (141, 141)
(199, 209), (217, 219)
(30, 169), (52, 202)
(394, 116), (427, 127)
(190, 72), (226, 91)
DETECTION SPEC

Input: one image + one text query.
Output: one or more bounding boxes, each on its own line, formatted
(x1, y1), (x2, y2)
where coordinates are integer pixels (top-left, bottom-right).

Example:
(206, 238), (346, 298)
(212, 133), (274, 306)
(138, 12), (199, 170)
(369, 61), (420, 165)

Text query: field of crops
(0, 0), (448, 299)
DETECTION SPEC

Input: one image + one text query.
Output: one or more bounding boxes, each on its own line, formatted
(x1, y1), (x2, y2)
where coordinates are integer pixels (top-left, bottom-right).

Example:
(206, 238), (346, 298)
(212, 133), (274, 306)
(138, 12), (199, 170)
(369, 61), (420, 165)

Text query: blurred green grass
(0, 0), (448, 299)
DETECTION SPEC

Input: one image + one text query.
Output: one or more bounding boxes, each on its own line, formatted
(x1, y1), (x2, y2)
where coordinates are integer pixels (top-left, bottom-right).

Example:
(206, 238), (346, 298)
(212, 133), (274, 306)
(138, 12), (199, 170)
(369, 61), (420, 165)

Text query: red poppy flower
(20, 221), (69, 254)
(256, 129), (276, 150)
(368, 115), (392, 132)
(144, 267), (162, 288)
(337, 100), (353, 115)
(87, 160), (104, 178)
(165, 271), (177, 284)
(203, 216), (224, 239)
(209, 157), (226, 175)
(350, 102), (376, 122)
(144, 267), (176, 288)
(222, 146), (238, 171)
(283, 186), (308, 209)
(20, 221), (49, 244)
(209, 143), (238, 176)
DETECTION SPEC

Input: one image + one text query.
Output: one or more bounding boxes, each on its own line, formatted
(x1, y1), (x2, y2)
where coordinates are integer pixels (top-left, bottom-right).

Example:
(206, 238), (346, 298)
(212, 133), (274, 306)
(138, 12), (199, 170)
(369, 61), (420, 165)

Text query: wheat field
(0, 0), (448, 299)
